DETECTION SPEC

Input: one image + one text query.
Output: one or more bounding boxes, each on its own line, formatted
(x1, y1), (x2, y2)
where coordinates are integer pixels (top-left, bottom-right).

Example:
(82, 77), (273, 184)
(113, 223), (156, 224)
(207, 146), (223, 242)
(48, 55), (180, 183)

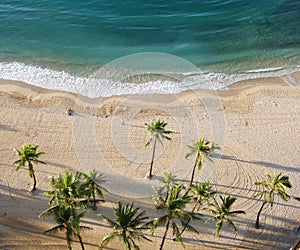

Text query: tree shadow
(240, 224), (298, 249)
(0, 213), (99, 249)
(182, 236), (257, 249)
(0, 124), (17, 131)
(0, 182), (48, 203)
(45, 161), (71, 169)
(219, 154), (300, 173)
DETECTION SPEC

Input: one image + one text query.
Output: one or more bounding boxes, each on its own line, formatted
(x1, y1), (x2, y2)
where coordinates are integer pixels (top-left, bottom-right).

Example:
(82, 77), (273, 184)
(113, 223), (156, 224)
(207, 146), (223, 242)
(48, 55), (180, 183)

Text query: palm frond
(253, 190), (267, 199)
(44, 225), (65, 234)
(209, 195), (244, 237)
(185, 146), (196, 159)
(145, 139), (151, 147)
(151, 216), (167, 234)
(33, 159), (47, 165)
(222, 196), (236, 208)
(99, 232), (120, 249)
(197, 159), (203, 170)
(226, 219), (238, 233)
(128, 230), (152, 242)
(279, 175), (292, 188)
(215, 220), (223, 237)
(181, 220), (199, 234)
(171, 222), (183, 245)
(129, 237), (141, 250)
(98, 213), (118, 228)
(277, 189), (290, 201)
(39, 205), (60, 219)
(145, 119), (173, 147)
(254, 172), (292, 206)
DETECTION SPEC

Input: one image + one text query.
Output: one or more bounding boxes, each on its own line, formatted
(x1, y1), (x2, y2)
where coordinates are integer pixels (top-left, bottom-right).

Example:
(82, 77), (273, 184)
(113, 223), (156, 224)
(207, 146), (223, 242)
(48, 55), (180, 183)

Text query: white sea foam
(245, 67), (284, 73)
(0, 62), (299, 98)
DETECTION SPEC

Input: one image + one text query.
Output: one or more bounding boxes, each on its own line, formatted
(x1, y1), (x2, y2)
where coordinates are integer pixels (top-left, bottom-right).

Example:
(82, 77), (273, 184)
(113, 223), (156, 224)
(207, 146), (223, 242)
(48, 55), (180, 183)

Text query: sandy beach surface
(0, 72), (299, 249)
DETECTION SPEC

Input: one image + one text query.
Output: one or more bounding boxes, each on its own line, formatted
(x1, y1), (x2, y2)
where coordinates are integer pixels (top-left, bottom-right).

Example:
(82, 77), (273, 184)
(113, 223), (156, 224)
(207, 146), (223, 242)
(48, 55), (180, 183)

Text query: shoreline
(0, 68), (299, 102)
(0, 63), (299, 98)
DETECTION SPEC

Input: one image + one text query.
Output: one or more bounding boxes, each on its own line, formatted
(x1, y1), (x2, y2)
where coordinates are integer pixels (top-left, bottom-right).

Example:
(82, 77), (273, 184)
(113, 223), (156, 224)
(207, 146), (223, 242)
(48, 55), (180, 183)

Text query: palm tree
(151, 184), (199, 250)
(13, 144), (46, 192)
(98, 201), (151, 250)
(180, 182), (216, 235)
(45, 170), (86, 209)
(39, 204), (91, 250)
(208, 195), (245, 237)
(145, 119), (173, 178)
(156, 172), (178, 202)
(81, 169), (106, 209)
(254, 172), (292, 229)
(185, 138), (219, 186)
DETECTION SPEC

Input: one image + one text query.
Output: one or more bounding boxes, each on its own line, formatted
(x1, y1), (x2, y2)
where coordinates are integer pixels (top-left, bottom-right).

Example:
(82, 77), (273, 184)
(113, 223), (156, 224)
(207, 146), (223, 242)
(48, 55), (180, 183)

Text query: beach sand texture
(0, 73), (299, 249)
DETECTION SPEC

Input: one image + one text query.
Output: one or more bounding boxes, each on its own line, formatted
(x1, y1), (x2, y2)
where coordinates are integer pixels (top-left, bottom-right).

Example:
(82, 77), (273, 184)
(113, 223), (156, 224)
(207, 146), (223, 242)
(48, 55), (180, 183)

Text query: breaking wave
(0, 61), (299, 98)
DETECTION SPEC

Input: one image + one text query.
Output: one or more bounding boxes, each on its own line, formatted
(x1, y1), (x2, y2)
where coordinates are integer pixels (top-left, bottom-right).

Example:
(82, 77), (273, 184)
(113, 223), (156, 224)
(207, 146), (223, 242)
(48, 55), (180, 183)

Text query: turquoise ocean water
(0, 0), (299, 97)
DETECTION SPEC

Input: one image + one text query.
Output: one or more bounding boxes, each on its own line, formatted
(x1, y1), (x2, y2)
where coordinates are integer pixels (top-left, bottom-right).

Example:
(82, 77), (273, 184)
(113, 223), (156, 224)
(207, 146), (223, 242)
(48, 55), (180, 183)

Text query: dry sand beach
(0, 72), (300, 249)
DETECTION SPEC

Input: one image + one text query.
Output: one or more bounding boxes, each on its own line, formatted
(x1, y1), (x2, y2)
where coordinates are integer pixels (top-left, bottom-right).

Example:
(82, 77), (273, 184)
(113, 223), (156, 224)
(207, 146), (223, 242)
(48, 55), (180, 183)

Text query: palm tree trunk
(122, 230), (131, 250)
(149, 140), (157, 178)
(160, 217), (170, 250)
(67, 240), (72, 250)
(189, 153), (199, 186)
(92, 189), (96, 209)
(66, 233), (72, 250)
(77, 234), (85, 250)
(164, 191), (169, 203)
(180, 202), (197, 235)
(255, 200), (266, 229)
(31, 173), (37, 192)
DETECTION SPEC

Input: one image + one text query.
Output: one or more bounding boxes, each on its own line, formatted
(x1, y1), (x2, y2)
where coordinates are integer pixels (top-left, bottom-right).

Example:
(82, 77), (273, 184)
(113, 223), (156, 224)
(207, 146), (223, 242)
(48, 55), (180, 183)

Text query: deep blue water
(0, 0), (299, 97)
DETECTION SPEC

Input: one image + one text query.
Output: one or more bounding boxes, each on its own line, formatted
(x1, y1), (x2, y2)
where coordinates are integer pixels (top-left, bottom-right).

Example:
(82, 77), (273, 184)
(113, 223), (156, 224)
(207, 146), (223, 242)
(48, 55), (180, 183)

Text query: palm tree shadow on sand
(216, 153), (300, 173)
(0, 124), (17, 131)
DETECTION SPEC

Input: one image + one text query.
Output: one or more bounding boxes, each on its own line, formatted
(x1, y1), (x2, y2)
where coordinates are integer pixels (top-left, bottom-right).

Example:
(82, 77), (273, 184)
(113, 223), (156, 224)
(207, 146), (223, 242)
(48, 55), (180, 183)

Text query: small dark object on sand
(66, 108), (73, 116)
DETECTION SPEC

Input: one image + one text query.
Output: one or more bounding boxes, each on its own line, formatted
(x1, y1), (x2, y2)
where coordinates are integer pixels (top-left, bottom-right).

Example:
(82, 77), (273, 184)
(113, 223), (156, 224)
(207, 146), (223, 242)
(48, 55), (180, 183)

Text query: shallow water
(0, 0), (299, 96)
